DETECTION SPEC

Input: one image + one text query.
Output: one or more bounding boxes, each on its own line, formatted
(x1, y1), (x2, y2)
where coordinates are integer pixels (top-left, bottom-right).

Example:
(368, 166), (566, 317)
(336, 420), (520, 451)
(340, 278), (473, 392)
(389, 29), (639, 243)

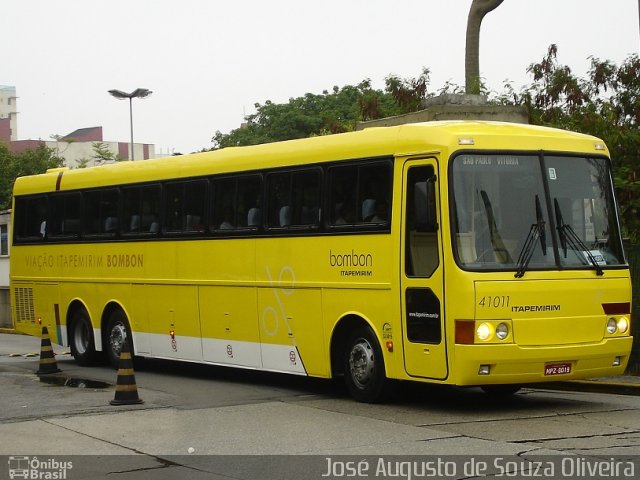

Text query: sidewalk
(1, 327), (638, 395)
(543, 373), (640, 396)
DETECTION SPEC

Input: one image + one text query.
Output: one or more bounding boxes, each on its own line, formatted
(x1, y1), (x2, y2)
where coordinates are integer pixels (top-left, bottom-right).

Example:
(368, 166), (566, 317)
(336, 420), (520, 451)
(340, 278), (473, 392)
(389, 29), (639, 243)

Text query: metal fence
(626, 243), (640, 375)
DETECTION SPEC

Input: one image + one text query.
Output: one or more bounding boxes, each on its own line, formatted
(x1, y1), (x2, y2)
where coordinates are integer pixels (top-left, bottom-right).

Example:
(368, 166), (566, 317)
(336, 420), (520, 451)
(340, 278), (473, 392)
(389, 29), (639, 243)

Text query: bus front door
(400, 159), (448, 380)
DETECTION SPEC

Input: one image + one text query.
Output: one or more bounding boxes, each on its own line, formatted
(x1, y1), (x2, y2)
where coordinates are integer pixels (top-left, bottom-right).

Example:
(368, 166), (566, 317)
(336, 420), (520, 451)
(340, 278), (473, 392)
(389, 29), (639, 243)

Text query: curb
(0, 328), (19, 335)
(532, 379), (640, 396)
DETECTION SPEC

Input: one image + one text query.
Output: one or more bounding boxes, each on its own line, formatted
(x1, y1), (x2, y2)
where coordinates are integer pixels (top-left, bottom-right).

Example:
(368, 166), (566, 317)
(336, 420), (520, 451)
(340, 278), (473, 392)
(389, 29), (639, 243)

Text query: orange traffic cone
(110, 340), (143, 406)
(36, 326), (62, 375)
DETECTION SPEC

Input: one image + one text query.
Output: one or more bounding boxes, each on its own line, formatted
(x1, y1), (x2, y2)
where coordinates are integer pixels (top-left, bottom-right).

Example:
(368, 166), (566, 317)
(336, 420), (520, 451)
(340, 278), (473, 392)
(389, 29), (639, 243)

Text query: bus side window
(212, 177), (237, 230)
(267, 169), (320, 229)
(84, 188), (119, 236)
(49, 193), (82, 238)
(329, 166), (357, 226)
(294, 170), (320, 227)
(123, 185), (161, 235)
(329, 161), (391, 228)
(237, 175), (262, 229)
(14, 196), (48, 242)
(164, 183), (183, 232)
(405, 166), (439, 277)
(359, 163), (390, 224)
(212, 175), (261, 232)
(164, 180), (207, 233)
(267, 173), (291, 228)
(183, 180), (207, 232)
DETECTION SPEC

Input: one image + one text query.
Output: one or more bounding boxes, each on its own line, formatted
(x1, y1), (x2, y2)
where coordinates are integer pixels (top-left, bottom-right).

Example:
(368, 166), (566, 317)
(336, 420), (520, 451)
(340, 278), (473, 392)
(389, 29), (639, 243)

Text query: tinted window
(84, 189), (119, 236)
(164, 180), (207, 233)
(212, 175), (261, 231)
(328, 162), (391, 227)
(49, 193), (82, 238)
(122, 184), (161, 234)
(14, 196), (48, 241)
(267, 169), (320, 228)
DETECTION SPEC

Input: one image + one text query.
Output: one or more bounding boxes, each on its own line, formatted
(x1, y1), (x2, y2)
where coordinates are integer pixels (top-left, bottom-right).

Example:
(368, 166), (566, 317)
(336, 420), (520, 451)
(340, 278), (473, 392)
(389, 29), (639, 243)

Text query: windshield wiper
(479, 190), (514, 264)
(554, 198), (604, 276)
(514, 195), (547, 278)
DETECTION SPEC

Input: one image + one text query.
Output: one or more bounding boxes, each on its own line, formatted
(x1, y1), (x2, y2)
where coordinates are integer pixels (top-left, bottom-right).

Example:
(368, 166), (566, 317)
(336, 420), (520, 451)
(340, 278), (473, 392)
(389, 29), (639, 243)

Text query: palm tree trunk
(465, 0), (504, 94)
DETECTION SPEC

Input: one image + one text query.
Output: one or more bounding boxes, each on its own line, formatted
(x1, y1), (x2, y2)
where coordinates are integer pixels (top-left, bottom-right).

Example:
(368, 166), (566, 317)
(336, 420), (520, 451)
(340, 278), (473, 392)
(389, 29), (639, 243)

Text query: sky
(3, 0), (639, 155)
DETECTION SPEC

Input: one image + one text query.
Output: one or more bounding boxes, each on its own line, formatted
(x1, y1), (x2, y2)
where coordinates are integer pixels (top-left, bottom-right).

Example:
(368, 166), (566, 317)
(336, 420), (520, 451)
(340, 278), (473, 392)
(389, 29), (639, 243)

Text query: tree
(0, 143), (64, 209)
(91, 142), (121, 164)
(385, 68), (432, 113)
(465, 0), (504, 94)
(520, 45), (640, 241)
(212, 75), (431, 149)
(212, 82), (383, 148)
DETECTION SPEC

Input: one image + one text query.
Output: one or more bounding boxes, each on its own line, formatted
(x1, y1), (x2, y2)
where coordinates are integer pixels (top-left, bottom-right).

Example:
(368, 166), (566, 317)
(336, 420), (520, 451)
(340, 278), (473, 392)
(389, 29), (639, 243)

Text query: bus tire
(69, 309), (99, 366)
(344, 325), (389, 403)
(105, 310), (132, 369)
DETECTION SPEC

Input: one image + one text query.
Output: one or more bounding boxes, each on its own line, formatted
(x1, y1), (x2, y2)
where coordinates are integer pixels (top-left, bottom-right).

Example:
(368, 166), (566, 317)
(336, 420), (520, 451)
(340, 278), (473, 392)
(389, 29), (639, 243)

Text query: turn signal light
(455, 320), (475, 344)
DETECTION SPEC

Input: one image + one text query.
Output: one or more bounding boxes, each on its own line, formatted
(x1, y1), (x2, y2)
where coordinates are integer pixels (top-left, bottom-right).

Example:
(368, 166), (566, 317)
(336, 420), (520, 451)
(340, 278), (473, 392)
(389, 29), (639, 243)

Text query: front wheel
(343, 326), (390, 403)
(105, 310), (132, 368)
(69, 309), (99, 366)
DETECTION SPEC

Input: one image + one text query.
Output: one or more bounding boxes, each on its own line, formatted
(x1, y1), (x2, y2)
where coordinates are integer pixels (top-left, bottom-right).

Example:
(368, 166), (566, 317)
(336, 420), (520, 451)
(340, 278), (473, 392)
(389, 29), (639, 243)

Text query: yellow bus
(10, 121), (633, 402)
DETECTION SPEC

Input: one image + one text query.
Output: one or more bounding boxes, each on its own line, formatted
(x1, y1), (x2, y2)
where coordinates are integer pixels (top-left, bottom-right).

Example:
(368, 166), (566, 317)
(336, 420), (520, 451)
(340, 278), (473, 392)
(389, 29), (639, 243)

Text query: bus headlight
(617, 317), (629, 334)
(495, 323), (509, 340)
(606, 318), (617, 334)
(455, 319), (514, 344)
(476, 323), (493, 341)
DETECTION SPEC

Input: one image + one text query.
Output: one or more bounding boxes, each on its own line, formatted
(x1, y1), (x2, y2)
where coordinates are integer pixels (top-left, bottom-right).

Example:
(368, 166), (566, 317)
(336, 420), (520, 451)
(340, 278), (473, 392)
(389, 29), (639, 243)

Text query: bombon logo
(329, 249), (373, 267)
(329, 249), (374, 277)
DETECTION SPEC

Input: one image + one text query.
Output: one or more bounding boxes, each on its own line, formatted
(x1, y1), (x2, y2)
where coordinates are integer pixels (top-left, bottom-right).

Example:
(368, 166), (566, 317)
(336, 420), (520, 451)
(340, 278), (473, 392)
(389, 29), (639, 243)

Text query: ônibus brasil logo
(8, 456), (73, 479)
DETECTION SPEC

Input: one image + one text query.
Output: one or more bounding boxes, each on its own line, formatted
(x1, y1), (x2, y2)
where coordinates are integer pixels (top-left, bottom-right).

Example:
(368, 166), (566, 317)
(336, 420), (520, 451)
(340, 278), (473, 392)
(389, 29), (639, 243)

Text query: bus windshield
(451, 154), (625, 273)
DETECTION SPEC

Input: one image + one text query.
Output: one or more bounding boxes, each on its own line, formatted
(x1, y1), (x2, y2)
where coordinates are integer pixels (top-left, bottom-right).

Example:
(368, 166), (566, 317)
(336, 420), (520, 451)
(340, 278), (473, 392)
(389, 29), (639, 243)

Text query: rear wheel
(343, 326), (390, 403)
(69, 309), (99, 366)
(105, 310), (132, 368)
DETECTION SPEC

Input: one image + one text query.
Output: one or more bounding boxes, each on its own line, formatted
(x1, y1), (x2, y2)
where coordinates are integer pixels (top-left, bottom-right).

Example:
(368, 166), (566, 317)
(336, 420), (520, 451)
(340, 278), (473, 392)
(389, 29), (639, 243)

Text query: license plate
(544, 363), (572, 376)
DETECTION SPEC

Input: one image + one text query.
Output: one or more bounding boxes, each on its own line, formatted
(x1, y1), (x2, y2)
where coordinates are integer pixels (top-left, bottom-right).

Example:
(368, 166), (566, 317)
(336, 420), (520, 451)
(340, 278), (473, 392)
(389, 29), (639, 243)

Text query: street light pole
(108, 88), (152, 160)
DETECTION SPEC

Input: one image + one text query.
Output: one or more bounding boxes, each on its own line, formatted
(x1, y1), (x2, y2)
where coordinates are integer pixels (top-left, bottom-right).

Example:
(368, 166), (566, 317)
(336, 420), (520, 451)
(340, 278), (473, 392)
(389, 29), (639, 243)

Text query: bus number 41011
(478, 295), (510, 308)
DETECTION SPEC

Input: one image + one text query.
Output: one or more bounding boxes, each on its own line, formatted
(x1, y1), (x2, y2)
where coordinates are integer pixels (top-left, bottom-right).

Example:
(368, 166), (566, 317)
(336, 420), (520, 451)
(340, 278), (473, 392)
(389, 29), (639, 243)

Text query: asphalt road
(0, 333), (638, 479)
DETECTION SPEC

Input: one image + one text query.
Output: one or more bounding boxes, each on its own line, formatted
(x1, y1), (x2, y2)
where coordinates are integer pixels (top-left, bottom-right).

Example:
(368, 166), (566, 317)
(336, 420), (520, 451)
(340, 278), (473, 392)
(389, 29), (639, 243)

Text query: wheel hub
(349, 339), (375, 388)
(109, 323), (127, 355)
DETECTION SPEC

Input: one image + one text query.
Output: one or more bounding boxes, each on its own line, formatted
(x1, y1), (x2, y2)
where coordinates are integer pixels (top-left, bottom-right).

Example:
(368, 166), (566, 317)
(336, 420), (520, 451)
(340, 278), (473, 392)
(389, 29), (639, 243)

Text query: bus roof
(13, 121), (607, 195)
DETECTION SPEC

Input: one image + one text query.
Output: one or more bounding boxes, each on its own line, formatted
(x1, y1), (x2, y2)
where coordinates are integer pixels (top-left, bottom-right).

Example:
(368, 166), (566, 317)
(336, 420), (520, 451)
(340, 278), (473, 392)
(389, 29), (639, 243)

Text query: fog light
(478, 364), (491, 375)
(606, 318), (617, 334)
(617, 317), (629, 334)
(477, 323), (493, 341)
(613, 356), (621, 366)
(496, 323), (509, 340)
